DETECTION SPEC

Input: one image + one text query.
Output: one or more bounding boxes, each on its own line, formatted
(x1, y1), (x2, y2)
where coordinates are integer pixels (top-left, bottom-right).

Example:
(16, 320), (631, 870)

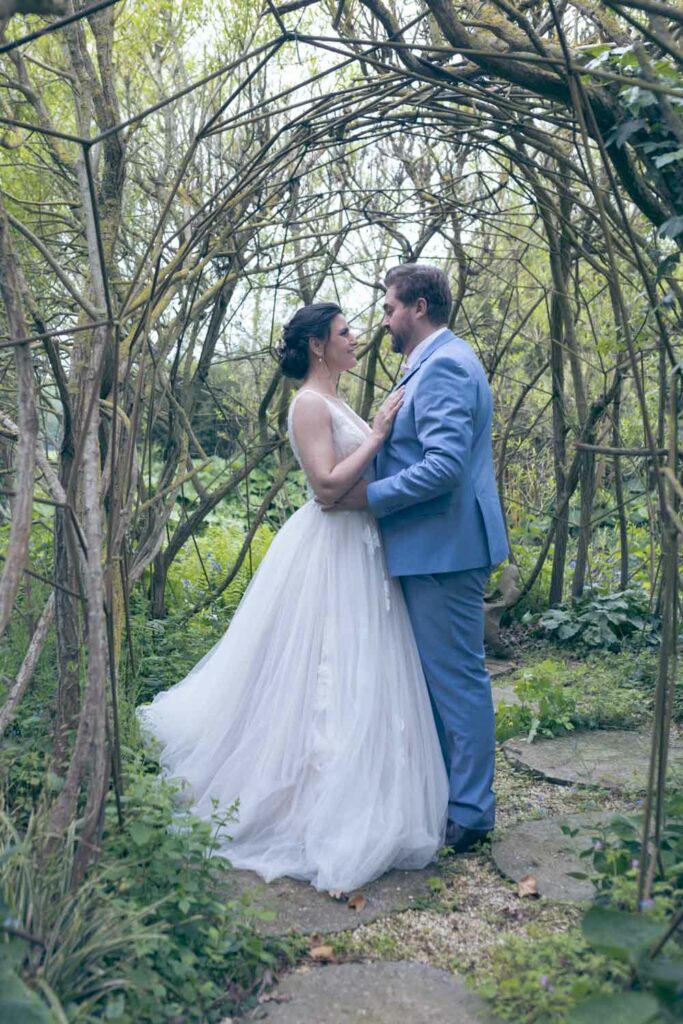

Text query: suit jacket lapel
(391, 329), (453, 391)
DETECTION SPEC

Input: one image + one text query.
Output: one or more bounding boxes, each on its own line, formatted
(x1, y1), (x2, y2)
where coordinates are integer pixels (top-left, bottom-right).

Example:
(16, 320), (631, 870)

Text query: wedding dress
(139, 389), (448, 892)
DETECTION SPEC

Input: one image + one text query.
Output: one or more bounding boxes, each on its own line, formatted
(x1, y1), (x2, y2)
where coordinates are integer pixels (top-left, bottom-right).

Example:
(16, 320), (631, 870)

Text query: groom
(333, 264), (508, 852)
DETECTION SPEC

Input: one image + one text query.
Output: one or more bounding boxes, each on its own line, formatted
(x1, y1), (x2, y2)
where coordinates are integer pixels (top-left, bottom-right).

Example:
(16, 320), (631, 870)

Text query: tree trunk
(572, 449), (596, 597)
(612, 373), (630, 591)
(0, 205), (37, 637)
(549, 288), (568, 606)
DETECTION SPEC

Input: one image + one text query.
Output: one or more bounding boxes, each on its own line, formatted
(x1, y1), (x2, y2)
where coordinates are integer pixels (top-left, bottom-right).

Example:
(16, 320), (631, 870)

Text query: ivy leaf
(620, 86), (657, 110)
(568, 991), (661, 1024)
(653, 148), (683, 169)
(581, 906), (667, 962)
(658, 216), (683, 240)
(129, 821), (154, 846)
(612, 119), (647, 148)
(637, 955), (683, 1004)
(0, 967), (52, 1024)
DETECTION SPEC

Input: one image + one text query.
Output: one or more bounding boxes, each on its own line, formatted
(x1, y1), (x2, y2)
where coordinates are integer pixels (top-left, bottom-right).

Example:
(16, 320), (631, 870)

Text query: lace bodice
(287, 389), (371, 490)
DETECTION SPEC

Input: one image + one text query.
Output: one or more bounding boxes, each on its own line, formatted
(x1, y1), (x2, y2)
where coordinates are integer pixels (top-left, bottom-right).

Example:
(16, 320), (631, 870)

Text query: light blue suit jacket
(367, 329), (509, 577)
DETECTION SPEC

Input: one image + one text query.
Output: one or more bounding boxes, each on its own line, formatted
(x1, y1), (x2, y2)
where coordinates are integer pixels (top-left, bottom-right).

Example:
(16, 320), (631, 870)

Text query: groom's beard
(389, 329), (408, 354)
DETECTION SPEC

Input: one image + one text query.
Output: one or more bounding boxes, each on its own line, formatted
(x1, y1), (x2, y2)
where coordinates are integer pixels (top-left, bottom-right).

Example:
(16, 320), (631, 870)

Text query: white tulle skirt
(138, 502), (448, 893)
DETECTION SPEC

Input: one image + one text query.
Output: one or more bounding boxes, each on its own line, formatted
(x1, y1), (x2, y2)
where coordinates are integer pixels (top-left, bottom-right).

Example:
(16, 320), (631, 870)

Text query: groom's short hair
(385, 265), (451, 324)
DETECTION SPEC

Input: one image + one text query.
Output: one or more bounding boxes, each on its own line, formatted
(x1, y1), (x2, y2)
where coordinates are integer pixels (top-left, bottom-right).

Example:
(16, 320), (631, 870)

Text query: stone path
(491, 811), (612, 902)
(245, 961), (496, 1023)
(230, 863), (447, 936)
(503, 725), (683, 791)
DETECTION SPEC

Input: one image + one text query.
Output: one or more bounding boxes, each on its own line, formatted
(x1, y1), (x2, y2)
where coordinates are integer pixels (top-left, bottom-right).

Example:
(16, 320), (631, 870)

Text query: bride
(139, 302), (448, 893)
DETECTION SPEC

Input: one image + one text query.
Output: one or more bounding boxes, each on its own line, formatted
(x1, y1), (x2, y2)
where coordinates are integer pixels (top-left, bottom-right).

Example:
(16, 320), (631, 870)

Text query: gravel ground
(493, 747), (643, 829)
(331, 853), (582, 980)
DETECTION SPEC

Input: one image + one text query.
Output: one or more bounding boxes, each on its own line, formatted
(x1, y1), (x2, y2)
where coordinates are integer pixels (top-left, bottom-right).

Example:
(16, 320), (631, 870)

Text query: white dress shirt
(402, 326), (448, 373)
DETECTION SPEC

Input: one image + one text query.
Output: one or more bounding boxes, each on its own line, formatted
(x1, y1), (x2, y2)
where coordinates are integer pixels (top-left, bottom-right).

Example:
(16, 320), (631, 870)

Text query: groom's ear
(414, 297), (428, 320)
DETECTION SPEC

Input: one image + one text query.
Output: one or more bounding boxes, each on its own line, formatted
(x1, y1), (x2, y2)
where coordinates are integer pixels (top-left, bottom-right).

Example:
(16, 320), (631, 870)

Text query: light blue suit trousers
(400, 569), (495, 830)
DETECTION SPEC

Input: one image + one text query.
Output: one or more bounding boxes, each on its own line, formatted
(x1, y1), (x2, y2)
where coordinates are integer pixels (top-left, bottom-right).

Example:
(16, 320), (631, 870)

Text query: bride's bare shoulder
(290, 390), (333, 433)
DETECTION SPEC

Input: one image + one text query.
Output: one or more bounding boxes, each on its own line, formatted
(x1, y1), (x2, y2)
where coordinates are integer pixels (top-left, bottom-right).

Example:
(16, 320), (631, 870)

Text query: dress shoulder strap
(291, 387), (333, 404)
(289, 388), (338, 418)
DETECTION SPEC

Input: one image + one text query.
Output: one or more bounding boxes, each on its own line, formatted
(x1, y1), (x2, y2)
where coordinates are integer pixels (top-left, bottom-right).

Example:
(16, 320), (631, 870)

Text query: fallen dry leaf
(347, 892), (366, 912)
(310, 944), (335, 960)
(517, 874), (540, 898)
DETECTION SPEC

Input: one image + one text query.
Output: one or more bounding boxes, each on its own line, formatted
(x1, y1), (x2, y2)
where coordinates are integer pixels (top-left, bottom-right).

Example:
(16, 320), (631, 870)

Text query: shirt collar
(404, 326), (448, 370)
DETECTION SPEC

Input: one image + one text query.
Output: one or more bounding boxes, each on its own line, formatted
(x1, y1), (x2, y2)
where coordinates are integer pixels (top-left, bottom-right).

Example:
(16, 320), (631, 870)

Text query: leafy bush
(165, 519), (274, 618)
(565, 795), (683, 912)
(528, 590), (658, 651)
(127, 520), (274, 707)
(475, 926), (631, 1024)
(0, 757), (303, 1024)
(498, 520), (554, 617)
(100, 753), (303, 1023)
(495, 660), (578, 742)
(563, 795), (683, 1023)
(495, 654), (652, 742)
(0, 810), (162, 1023)
(568, 904), (683, 1023)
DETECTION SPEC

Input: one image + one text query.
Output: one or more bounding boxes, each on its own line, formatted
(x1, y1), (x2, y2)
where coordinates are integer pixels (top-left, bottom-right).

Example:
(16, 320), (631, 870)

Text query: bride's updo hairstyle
(277, 302), (342, 379)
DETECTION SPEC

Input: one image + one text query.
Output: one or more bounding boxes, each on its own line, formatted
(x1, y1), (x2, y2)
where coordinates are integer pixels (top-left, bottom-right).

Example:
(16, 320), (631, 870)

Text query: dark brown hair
(277, 302), (342, 379)
(385, 265), (452, 324)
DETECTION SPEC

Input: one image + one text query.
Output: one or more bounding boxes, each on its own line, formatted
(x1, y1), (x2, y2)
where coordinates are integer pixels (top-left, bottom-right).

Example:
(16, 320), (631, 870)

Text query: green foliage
(570, 907), (682, 1023)
(96, 753), (303, 1023)
(502, 520), (554, 616)
(479, 791), (682, 1024)
(495, 653), (653, 742)
(565, 797), (683, 911)
(0, 570), (62, 825)
(501, 486), (660, 619)
(129, 610), (226, 708)
(0, 756), (302, 1024)
(0, 810), (162, 1024)
(495, 659), (578, 742)
(565, 797), (683, 1023)
(475, 926), (631, 1024)
(0, 899), (54, 1024)
(529, 590), (658, 651)
(165, 519), (273, 618)
(566, 655), (654, 730)
(568, 991), (661, 1024)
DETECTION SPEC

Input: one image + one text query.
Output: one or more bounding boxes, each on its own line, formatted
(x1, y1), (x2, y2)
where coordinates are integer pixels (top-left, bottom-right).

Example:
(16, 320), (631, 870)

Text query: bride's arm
(291, 390), (404, 505)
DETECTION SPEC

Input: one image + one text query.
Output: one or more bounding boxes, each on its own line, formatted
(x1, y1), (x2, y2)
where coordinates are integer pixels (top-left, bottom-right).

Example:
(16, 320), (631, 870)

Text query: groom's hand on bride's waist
(318, 480), (369, 511)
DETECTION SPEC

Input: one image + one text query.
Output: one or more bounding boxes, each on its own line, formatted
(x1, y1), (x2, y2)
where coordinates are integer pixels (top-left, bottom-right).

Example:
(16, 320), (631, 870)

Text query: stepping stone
(229, 863), (446, 937)
(245, 961), (496, 1023)
(486, 657), (516, 679)
(492, 682), (521, 707)
(503, 726), (683, 792)
(488, 660), (520, 706)
(491, 812), (613, 902)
